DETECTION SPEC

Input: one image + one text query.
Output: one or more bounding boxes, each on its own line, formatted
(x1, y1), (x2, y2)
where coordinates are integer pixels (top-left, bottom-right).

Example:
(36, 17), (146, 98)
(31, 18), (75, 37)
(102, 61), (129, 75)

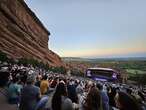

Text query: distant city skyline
(26, 0), (146, 58)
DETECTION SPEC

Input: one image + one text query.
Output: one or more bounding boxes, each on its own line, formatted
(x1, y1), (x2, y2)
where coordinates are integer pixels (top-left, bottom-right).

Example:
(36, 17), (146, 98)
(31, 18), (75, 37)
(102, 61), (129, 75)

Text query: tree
(0, 51), (8, 62)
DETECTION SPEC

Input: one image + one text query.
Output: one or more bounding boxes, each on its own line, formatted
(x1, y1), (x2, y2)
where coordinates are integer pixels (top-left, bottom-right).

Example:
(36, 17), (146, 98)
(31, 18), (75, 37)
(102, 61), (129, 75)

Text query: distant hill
(62, 57), (92, 62)
(62, 57), (146, 62)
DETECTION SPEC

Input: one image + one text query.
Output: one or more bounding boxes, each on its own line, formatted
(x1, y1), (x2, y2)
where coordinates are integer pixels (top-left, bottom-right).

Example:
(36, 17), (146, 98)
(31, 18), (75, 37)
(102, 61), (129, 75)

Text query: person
(83, 86), (103, 110)
(35, 96), (49, 110)
(108, 86), (116, 108)
(8, 77), (22, 104)
(96, 83), (109, 110)
(133, 93), (146, 110)
(40, 75), (49, 95)
(67, 80), (78, 103)
(114, 91), (140, 110)
(0, 68), (9, 88)
(52, 82), (73, 110)
(138, 91), (145, 102)
(35, 76), (41, 87)
(77, 82), (87, 110)
(0, 68), (17, 110)
(19, 74), (41, 110)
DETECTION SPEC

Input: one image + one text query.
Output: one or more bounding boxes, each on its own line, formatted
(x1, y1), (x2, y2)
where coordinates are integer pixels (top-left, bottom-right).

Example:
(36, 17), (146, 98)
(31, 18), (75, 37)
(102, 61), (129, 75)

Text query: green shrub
(0, 51), (8, 62)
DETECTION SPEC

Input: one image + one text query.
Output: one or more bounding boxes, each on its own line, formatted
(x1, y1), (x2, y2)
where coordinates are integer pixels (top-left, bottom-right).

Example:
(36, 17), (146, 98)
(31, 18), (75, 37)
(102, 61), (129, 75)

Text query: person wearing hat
(19, 74), (41, 110)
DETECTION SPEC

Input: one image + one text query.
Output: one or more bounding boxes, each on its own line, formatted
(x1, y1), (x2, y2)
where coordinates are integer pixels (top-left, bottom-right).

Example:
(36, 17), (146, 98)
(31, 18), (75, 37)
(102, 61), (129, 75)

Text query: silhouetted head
(12, 77), (19, 83)
(96, 83), (103, 90)
(42, 75), (48, 80)
(85, 87), (102, 110)
(52, 82), (67, 110)
(115, 91), (140, 110)
(26, 74), (36, 84)
(55, 82), (67, 96)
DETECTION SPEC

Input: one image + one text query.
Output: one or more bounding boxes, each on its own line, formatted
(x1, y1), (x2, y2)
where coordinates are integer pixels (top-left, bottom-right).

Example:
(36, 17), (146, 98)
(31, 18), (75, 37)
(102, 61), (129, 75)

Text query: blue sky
(26, 0), (146, 58)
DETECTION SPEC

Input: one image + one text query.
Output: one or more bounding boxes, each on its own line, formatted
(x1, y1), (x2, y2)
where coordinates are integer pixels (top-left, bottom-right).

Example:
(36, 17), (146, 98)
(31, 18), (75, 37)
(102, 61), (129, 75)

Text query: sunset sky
(26, 0), (146, 58)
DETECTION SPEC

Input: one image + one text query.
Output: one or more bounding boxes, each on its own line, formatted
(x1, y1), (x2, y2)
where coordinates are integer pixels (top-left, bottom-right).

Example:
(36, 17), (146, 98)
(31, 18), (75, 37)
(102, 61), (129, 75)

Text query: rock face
(0, 0), (63, 66)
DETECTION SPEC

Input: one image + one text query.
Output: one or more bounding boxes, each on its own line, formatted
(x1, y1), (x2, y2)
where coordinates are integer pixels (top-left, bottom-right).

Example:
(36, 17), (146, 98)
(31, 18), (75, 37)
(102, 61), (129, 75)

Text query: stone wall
(0, 0), (63, 66)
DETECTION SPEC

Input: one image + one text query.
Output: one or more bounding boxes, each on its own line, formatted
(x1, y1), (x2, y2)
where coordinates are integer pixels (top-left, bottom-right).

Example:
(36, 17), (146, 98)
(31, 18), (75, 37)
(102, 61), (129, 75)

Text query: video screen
(86, 69), (117, 80)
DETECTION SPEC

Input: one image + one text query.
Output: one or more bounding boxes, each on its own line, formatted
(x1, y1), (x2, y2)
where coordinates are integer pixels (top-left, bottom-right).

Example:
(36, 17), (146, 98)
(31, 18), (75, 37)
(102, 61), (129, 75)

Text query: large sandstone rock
(0, 0), (63, 66)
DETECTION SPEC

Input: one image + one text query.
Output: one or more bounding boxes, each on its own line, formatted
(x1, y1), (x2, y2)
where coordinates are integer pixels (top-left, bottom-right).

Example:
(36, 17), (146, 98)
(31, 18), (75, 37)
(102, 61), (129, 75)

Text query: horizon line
(61, 56), (146, 59)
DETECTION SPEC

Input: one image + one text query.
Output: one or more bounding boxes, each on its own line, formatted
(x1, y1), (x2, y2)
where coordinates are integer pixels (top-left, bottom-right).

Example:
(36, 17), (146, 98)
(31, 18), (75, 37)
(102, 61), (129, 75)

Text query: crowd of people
(0, 62), (146, 110)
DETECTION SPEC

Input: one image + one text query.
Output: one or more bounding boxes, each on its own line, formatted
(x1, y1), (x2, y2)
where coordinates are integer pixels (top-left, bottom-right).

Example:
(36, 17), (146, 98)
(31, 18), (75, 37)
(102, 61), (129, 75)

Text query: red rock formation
(0, 0), (63, 66)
